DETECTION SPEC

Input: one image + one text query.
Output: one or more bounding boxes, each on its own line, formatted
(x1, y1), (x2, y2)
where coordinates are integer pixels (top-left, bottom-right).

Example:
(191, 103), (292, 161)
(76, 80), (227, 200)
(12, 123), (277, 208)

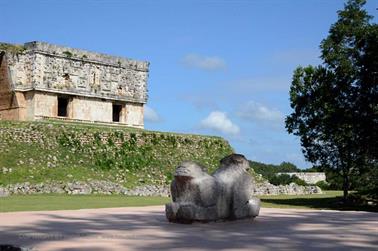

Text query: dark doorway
(113, 104), (122, 122)
(58, 97), (69, 117)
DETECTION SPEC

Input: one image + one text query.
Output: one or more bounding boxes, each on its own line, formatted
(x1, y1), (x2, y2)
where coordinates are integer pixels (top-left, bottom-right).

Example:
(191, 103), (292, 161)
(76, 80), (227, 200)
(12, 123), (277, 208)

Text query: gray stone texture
(0, 180), (321, 197)
(3, 41), (149, 103)
(276, 172), (326, 184)
(252, 181), (322, 195)
(0, 186), (9, 197)
(166, 154), (261, 223)
(0, 181), (169, 197)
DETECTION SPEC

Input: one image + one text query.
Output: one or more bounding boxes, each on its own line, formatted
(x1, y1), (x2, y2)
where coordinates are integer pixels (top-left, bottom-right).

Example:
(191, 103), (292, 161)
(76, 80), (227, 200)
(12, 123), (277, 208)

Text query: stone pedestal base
(166, 197), (261, 223)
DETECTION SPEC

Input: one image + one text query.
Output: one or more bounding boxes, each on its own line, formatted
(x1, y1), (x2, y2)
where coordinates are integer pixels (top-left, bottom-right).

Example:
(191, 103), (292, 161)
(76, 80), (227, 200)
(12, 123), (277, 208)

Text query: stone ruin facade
(0, 41), (149, 128)
(276, 172), (326, 184)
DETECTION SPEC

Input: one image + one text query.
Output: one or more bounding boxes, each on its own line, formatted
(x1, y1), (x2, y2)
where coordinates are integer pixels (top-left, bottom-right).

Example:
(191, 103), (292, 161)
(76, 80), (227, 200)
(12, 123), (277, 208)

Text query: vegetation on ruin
(0, 43), (26, 54)
(0, 120), (234, 188)
(62, 50), (73, 57)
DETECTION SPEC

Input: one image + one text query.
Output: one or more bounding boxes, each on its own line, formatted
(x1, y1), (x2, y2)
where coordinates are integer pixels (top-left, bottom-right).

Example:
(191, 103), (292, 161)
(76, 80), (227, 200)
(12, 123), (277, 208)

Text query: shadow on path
(261, 197), (378, 212)
(1, 207), (377, 251)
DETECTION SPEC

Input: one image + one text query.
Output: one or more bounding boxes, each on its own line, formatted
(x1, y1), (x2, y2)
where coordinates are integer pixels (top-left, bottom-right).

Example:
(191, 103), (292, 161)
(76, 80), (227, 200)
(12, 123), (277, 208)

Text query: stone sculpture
(166, 154), (260, 223)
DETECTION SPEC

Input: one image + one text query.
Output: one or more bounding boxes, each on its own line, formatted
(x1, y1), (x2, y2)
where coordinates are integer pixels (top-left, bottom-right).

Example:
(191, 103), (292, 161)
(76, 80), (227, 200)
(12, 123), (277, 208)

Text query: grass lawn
(259, 190), (343, 209)
(260, 190), (377, 212)
(1, 191), (376, 213)
(0, 195), (170, 212)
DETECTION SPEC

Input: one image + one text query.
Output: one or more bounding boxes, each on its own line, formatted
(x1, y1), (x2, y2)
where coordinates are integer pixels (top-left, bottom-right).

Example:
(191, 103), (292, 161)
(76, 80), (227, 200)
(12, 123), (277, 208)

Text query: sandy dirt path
(0, 206), (377, 251)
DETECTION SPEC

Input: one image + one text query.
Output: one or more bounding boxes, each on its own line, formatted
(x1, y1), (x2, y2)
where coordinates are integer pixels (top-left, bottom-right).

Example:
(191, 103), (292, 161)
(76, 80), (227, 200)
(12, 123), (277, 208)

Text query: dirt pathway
(1, 206), (377, 250)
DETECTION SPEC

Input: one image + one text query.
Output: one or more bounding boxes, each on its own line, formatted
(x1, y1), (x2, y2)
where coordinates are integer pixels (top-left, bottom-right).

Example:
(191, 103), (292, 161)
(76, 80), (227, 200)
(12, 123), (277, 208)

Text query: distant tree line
(249, 161), (311, 186)
(249, 159), (369, 191)
(249, 161), (299, 179)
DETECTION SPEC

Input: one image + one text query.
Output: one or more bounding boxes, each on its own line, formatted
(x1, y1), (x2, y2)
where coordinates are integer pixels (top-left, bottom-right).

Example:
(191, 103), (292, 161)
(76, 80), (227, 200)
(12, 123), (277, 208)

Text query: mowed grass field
(2, 191), (374, 213)
(0, 195), (171, 212)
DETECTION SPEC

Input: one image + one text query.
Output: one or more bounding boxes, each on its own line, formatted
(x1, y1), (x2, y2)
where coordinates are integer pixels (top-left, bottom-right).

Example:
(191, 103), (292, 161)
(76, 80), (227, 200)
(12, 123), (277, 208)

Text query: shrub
(250, 161), (299, 180)
(315, 180), (330, 190)
(291, 175), (308, 186)
(62, 51), (73, 57)
(269, 174), (308, 186)
(0, 43), (26, 54)
(269, 174), (292, 185)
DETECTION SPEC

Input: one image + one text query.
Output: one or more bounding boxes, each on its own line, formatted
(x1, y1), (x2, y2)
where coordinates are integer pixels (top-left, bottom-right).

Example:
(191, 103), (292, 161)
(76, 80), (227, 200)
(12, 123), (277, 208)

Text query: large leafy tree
(286, 0), (377, 200)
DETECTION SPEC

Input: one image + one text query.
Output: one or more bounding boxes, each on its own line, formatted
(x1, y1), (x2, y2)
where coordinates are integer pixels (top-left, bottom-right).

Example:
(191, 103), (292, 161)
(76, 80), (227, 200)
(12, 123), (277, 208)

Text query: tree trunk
(342, 169), (349, 202)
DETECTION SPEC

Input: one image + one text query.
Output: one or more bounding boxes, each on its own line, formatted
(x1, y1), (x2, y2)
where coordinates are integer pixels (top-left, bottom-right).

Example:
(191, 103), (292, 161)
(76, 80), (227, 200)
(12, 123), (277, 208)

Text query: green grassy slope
(0, 120), (233, 188)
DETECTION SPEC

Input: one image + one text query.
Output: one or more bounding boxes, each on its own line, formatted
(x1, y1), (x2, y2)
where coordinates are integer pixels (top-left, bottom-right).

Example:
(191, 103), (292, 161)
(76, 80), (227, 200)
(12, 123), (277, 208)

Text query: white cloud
(181, 53), (226, 71)
(144, 105), (160, 122)
(238, 101), (284, 124)
(200, 111), (240, 135)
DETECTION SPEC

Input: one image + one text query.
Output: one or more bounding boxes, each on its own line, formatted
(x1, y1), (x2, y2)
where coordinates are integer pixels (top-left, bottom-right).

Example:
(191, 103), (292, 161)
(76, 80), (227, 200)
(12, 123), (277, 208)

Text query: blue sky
(2, 0), (377, 168)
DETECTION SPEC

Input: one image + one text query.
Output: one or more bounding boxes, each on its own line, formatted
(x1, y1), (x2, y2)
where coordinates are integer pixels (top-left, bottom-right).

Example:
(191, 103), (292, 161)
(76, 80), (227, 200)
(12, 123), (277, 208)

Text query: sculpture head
(174, 161), (207, 182)
(220, 154), (250, 171)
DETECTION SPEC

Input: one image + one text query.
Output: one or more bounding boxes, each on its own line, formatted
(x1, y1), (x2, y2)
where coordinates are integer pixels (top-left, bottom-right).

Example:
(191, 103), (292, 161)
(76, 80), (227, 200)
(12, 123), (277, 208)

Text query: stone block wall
(29, 92), (144, 128)
(33, 92), (57, 118)
(0, 52), (17, 120)
(277, 172), (326, 184)
(71, 96), (113, 123)
(125, 103), (144, 127)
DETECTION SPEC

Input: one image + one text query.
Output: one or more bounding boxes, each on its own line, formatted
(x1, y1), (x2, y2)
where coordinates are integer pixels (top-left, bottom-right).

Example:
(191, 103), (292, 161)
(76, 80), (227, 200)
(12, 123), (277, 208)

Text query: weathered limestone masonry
(0, 41), (149, 128)
(277, 172), (326, 184)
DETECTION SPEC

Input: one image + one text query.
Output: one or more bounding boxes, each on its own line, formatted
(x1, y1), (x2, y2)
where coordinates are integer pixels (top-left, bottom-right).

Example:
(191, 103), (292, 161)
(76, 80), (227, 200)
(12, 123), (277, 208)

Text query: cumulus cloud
(144, 105), (160, 122)
(181, 53), (226, 71)
(200, 111), (240, 135)
(238, 101), (284, 124)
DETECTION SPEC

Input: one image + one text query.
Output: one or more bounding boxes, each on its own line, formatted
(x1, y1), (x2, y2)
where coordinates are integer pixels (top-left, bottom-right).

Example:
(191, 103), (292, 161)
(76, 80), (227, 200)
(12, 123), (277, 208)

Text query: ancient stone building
(277, 172), (326, 184)
(0, 41), (149, 128)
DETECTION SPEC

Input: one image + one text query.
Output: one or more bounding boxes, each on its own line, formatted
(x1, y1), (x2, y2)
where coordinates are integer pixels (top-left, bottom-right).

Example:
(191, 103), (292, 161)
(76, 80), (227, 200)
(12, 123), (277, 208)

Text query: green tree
(285, 0), (377, 201)
(249, 160), (299, 181)
(269, 174), (308, 186)
(279, 161), (299, 172)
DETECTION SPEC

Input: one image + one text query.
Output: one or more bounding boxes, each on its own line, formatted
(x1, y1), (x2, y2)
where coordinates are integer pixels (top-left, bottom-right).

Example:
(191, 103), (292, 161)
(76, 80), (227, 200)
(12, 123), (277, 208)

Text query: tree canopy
(285, 0), (377, 200)
(249, 160), (299, 180)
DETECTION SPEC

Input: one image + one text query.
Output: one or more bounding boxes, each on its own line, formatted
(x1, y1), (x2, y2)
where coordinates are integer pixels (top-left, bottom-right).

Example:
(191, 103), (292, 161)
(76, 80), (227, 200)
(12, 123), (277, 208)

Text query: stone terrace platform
(0, 206), (377, 251)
